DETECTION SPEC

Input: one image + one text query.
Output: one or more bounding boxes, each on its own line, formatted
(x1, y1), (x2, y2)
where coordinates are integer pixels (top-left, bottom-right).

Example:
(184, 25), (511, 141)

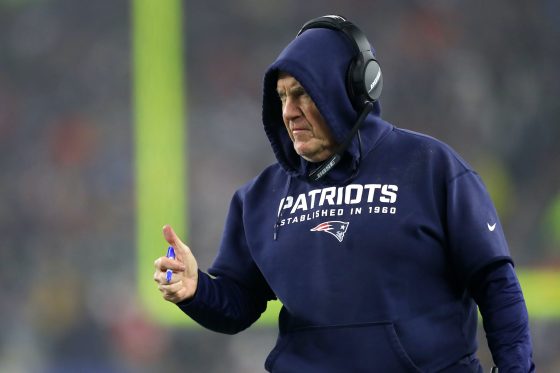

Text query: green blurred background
(0, 0), (559, 372)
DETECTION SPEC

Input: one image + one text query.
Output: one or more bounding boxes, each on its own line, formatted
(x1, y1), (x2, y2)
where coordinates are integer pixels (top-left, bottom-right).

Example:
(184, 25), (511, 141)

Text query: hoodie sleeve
(177, 190), (275, 334)
(446, 169), (535, 370)
(446, 170), (513, 285)
(470, 261), (535, 372)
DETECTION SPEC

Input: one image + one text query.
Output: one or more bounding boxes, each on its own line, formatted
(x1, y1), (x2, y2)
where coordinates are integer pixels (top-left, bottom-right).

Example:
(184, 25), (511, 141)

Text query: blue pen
(166, 246), (176, 283)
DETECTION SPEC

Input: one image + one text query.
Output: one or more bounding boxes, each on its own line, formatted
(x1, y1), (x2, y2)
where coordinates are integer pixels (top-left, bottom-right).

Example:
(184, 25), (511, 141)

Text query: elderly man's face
(276, 73), (336, 162)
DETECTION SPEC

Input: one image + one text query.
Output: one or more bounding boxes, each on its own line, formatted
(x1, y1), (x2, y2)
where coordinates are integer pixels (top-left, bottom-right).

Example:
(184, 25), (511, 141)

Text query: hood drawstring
(273, 176), (292, 240)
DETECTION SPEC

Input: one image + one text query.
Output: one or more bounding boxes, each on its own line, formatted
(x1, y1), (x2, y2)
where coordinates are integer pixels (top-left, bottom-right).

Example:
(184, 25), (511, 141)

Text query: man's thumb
(162, 224), (197, 275)
(162, 224), (187, 252)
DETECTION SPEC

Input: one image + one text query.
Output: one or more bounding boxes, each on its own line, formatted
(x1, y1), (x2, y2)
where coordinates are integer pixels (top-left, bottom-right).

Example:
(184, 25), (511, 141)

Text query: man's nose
(282, 97), (301, 120)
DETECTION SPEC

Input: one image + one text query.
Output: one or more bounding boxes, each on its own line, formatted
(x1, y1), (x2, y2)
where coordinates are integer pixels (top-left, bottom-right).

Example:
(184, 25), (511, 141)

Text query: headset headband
(297, 15), (372, 56)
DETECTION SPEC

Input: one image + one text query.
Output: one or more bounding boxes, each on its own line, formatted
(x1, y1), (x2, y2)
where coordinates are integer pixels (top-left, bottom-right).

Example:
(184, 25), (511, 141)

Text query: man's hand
(153, 224), (199, 303)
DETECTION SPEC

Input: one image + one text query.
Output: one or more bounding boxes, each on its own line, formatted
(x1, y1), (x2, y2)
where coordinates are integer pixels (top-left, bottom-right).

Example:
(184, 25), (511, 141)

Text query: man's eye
(293, 88), (307, 99)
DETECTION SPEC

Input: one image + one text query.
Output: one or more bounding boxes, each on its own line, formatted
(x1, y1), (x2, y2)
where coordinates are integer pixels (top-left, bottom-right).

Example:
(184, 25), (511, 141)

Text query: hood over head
(262, 26), (391, 181)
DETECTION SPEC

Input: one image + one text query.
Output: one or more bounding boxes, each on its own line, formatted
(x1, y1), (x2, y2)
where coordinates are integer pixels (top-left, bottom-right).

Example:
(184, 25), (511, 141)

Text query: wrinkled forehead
(276, 72), (310, 97)
(276, 72), (300, 88)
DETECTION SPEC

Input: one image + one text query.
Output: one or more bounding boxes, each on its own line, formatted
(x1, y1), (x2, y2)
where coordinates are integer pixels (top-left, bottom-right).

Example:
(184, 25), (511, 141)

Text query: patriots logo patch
(310, 221), (350, 242)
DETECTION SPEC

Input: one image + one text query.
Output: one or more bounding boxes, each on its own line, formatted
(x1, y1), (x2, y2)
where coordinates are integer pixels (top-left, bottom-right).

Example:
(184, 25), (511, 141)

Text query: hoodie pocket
(265, 321), (421, 373)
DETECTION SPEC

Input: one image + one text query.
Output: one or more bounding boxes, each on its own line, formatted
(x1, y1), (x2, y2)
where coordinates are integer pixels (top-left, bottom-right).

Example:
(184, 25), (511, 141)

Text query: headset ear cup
(347, 54), (381, 109)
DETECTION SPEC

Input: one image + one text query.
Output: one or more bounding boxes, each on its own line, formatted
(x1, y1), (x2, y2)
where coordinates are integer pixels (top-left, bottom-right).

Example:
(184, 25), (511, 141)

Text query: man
(154, 15), (535, 372)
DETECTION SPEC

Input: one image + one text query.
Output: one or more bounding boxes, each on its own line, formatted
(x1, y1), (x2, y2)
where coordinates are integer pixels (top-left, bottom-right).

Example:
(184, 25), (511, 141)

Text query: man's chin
(294, 146), (331, 163)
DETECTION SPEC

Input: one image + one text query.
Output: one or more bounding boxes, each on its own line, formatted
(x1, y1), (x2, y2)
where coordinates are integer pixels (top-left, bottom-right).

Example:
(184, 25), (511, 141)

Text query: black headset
(296, 15), (383, 181)
(296, 15), (383, 110)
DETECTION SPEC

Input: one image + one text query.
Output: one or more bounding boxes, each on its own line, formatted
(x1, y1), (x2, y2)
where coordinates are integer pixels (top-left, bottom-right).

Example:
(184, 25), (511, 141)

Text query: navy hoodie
(179, 28), (534, 372)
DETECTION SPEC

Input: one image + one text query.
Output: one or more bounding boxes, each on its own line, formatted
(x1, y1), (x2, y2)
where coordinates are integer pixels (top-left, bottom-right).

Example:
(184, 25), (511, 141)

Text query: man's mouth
(291, 122), (310, 132)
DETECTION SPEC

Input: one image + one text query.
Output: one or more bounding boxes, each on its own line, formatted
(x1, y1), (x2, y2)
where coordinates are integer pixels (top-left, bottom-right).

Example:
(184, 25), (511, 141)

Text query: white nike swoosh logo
(487, 222), (496, 232)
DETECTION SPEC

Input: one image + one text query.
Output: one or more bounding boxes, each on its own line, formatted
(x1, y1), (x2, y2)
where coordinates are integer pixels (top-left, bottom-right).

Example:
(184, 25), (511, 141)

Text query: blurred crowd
(0, 0), (559, 372)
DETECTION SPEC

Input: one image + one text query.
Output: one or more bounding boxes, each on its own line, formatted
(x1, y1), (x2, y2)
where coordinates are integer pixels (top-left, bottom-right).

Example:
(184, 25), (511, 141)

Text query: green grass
(518, 269), (560, 319)
(133, 0), (190, 324)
